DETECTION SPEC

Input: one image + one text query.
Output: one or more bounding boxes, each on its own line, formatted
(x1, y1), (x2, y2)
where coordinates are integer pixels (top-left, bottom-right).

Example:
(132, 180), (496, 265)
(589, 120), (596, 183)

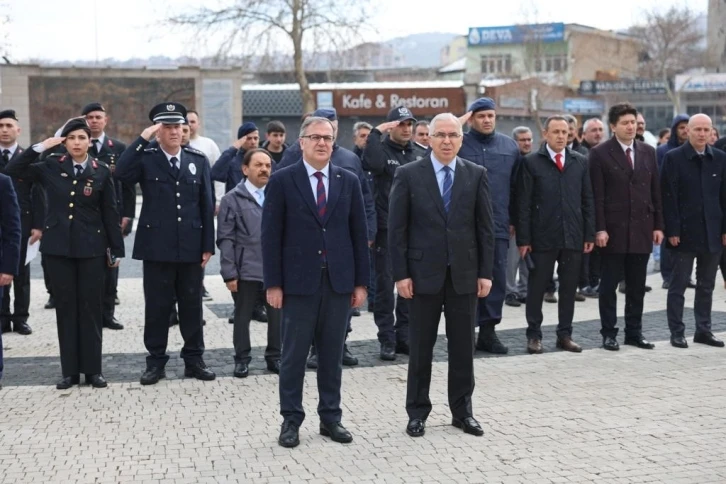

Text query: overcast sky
(4, 0), (708, 62)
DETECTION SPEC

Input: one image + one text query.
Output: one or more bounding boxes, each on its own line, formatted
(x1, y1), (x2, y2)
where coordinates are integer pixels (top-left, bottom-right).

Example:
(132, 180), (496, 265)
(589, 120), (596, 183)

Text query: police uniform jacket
(115, 137), (215, 263)
(5, 149), (124, 259)
(0, 146), (45, 235)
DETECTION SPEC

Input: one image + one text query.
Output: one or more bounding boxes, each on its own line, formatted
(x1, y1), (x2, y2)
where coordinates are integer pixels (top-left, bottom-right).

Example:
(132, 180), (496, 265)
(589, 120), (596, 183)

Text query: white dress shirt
(546, 144), (566, 167)
(302, 160), (329, 201)
(616, 139), (635, 166)
(1, 143), (19, 158)
(430, 153), (456, 195)
(160, 147), (182, 168)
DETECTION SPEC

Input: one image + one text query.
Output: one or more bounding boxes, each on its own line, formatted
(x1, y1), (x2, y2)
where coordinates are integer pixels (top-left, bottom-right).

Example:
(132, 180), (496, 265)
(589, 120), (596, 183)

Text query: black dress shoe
(202, 287), (212, 301)
(380, 342), (396, 361)
(476, 328), (509, 354)
(581, 287), (599, 298)
(395, 341), (410, 355)
(184, 361), (216, 381)
(44, 296), (55, 309)
(342, 345), (358, 366)
(86, 374), (108, 388)
(644, 285), (652, 292)
(13, 321), (32, 335)
(662, 281), (670, 289)
(452, 416), (484, 436)
(266, 359), (281, 374)
(234, 362), (249, 378)
(306, 348), (318, 369)
(252, 306), (268, 323)
(228, 317), (234, 324)
(406, 418), (426, 437)
(602, 336), (620, 351)
(504, 294), (521, 307)
(279, 421), (300, 448)
(114, 296), (120, 305)
(623, 336), (655, 349)
(670, 335), (688, 348)
(687, 280), (697, 289)
(544, 292), (557, 303)
(320, 421), (353, 443)
(351, 307), (361, 317)
(574, 292), (586, 302)
(56, 375), (80, 390)
(103, 319), (124, 330)
(140, 366), (166, 385)
(693, 332), (725, 347)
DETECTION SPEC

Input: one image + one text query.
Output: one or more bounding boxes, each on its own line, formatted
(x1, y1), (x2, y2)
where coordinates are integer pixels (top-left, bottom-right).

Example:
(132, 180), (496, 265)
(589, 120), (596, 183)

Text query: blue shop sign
(468, 23), (565, 46)
(563, 98), (605, 114)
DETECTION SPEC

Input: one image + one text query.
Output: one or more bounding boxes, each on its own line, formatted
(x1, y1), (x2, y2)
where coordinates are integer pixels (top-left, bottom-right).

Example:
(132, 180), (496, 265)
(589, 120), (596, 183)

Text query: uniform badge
(84, 186), (93, 196)
(92, 159), (98, 169)
(189, 163), (196, 175)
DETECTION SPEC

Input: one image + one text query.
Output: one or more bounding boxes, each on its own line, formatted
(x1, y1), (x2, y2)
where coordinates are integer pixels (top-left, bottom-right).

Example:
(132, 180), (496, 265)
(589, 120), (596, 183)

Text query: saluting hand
(233, 135), (248, 150)
(458, 111), (473, 125)
(141, 123), (163, 141)
(375, 121), (400, 133)
(41, 137), (65, 151)
(351, 286), (367, 308)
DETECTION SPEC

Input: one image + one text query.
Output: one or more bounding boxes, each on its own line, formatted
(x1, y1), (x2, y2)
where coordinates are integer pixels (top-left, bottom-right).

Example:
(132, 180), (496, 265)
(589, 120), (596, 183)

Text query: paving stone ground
(2, 202), (726, 483)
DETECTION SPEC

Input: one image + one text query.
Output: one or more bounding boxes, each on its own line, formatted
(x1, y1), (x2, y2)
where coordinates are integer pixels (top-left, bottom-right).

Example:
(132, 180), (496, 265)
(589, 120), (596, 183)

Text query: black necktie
(90, 139), (99, 156)
(1, 149), (9, 163)
(170, 156), (179, 178)
(74, 165), (83, 178)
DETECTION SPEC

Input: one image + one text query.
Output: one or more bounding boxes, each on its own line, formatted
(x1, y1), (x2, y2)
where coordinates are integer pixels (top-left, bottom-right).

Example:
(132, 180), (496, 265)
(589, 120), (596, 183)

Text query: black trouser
(526, 249), (582, 340)
(661, 246), (674, 283)
(477, 238), (508, 328)
(41, 253), (53, 297)
(373, 232), (409, 345)
(1, 226), (30, 324)
(232, 281), (281, 364)
(143, 261), (205, 367)
(45, 255), (106, 377)
(406, 269), (477, 421)
(599, 253), (649, 338)
(102, 265), (119, 325)
(578, 248), (602, 289)
(667, 250), (721, 337)
(279, 269), (350, 426)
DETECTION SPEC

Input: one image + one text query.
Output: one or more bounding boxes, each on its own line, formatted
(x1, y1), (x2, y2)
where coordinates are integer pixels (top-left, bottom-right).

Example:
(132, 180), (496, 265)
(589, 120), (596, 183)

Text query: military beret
(148, 102), (187, 124)
(237, 122), (258, 139)
(81, 102), (105, 115)
(386, 106), (416, 123)
(0, 109), (18, 121)
(468, 97), (496, 113)
(312, 108), (337, 121)
(60, 118), (91, 138)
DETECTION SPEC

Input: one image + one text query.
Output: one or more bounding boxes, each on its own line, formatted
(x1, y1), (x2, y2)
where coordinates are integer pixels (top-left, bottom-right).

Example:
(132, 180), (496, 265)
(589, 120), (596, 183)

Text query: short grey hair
(544, 115), (569, 131)
(414, 120), (430, 130)
(429, 113), (463, 136)
(512, 126), (532, 140)
(562, 114), (577, 127)
(299, 116), (335, 138)
(583, 118), (603, 131)
(353, 121), (372, 133)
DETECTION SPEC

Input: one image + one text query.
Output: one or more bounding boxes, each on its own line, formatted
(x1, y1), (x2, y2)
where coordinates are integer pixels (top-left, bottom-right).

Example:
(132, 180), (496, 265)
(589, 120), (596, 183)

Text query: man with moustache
(0, 109), (43, 336)
(82, 103), (134, 330)
(589, 103), (663, 351)
(458, 97), (520, 354)
(581, 118), (605, 151)
(661, 114), (726, 349)
(115, 103), (216, 385)
(411, 120), (429, 159)
(263, 116), (369, 448)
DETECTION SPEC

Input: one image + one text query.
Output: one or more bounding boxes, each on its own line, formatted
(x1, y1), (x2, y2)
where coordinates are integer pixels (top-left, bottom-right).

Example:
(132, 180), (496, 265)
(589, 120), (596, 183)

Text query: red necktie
(626, 148), (633, 169)
(555, 153), (564, 172)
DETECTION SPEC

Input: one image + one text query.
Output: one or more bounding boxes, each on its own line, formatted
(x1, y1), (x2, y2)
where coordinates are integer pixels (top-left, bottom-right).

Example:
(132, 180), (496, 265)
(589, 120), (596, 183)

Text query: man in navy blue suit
(262, 116), (369, 448)
(0, 173), (22, 387)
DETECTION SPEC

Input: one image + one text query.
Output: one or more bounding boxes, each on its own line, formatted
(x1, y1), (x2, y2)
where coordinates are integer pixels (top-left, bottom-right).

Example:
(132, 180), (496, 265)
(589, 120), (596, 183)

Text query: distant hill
(383, 32), (460, 68)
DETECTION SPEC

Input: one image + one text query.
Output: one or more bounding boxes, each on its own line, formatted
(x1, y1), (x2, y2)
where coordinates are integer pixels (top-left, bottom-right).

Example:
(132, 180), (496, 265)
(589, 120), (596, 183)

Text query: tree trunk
(291, 0), (315, 114)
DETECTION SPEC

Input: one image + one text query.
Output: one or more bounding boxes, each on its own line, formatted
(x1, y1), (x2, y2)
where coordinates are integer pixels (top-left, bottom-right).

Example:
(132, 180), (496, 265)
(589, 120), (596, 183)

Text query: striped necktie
(313, 172), (326, 218)
(442, 165), (452, 213)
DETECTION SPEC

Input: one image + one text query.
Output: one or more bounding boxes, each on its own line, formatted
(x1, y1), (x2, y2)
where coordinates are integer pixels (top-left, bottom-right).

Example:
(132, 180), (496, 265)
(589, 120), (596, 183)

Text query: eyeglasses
(431, 132), (462, 140)
(301, 134), (335, 144)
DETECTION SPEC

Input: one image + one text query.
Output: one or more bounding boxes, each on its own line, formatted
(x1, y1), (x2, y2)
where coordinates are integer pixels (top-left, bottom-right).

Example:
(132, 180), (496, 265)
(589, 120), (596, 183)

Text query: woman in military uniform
(5, 118), (124, 389)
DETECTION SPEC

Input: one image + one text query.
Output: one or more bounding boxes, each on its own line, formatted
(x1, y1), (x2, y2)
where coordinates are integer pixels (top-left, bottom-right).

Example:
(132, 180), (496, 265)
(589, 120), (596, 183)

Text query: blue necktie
(442, 165), (452, 213)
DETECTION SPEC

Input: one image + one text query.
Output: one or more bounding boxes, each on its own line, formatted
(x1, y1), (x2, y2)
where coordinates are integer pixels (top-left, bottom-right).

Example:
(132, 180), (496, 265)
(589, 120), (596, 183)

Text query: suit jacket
(589, 137), (664, 254)
(5, 149), (124, 259)
(388, 156), (495, 295)
(115, 136), (215, 262)
(0, 146), (45, 234)
(661, 142), (726, 253)
(0, 174), (21, 276)
(91, 136), (137, 220)
(261, 161), (369, 296)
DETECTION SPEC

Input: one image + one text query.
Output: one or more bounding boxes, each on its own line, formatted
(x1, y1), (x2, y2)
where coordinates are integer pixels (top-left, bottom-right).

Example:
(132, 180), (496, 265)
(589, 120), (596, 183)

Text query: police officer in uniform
(82, 102), (135, 330)
(0, 109), (44, 336)
(115, 103), (216, 385)
(6, 118), (124, 389)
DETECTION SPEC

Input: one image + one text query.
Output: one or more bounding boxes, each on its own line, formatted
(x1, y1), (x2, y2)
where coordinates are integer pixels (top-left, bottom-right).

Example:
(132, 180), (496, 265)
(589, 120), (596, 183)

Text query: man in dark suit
(82, 103), (135, 330)
(115, 102), (216, 384)
(0, 173), (21, 387)
(516, 116), (595, 354)
(0, 109), (43, 336)
(662, 113), (726, 349)
(589, 103), (664, 351)
(262, 116), (369, 448)
(389, 113), (494, 438)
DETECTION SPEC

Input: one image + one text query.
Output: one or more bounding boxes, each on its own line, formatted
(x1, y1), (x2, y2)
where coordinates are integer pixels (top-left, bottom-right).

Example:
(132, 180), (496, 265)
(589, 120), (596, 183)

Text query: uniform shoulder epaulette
(183, 146), (206, 157)
(47, 152), (64, 158)
(94, 158), (110, 169)
(143, 147), (158, 153)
